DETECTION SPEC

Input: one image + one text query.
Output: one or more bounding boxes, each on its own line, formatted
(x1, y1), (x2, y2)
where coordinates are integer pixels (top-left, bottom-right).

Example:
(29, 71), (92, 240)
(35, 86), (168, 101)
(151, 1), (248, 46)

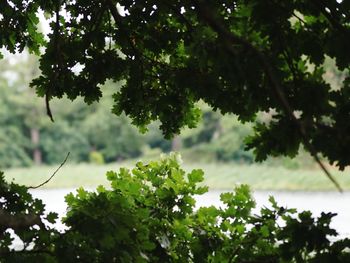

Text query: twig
(45, 94), (54, 122)
(28, 152), (70, 189)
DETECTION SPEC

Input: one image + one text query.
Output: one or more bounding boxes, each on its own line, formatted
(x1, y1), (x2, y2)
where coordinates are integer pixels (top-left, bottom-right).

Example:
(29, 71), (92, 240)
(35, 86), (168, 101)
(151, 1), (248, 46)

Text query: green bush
(1, 154), (350, 262)
(89, 151), (105, 165)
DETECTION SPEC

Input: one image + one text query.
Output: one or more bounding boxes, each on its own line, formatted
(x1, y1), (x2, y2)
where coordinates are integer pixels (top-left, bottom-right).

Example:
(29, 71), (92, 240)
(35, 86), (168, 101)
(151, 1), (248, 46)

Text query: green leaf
(65, 192), (75, 205)
(260, 225), (270, 238)
(46, 212), (58, 224)
(106, 171), (117, 181)
(188, 169), (204, 184)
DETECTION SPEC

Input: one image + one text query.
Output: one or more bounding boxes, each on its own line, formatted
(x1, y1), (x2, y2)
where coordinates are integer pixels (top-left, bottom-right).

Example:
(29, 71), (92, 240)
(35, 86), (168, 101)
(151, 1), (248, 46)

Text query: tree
(1, 1), (349, 187)
(2, 2), (350, 259)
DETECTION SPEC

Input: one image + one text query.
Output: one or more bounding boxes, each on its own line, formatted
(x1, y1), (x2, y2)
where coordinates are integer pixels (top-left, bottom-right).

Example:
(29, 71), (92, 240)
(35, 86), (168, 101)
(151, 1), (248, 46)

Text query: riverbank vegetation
(4, 159), (350, 191)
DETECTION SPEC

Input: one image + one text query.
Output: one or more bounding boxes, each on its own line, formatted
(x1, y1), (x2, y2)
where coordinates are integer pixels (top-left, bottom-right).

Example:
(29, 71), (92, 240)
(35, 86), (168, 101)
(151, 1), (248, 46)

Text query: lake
(30, 189), (350, 238)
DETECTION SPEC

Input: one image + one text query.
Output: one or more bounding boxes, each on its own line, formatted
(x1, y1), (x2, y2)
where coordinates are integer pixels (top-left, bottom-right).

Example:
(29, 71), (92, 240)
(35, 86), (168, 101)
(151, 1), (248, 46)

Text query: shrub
(89, 151), (105, 165)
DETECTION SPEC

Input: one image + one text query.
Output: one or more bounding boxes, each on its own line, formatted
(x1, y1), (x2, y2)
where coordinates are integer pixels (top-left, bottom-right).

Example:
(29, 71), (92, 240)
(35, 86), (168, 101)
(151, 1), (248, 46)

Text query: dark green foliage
(2, 0), (349, 169)
(1, 155), (350, 262)
(0, 172), (58, 262)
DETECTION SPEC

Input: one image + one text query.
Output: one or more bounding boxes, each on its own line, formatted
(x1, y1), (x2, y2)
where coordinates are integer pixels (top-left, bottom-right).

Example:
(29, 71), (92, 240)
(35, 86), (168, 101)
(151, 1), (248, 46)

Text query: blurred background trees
(0, 52), (258, 168)
(0, 52), (345, 169)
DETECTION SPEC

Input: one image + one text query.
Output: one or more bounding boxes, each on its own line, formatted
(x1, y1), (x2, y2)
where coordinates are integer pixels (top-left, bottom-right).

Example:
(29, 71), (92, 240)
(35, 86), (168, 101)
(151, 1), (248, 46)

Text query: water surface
(30, 189), (350, 237)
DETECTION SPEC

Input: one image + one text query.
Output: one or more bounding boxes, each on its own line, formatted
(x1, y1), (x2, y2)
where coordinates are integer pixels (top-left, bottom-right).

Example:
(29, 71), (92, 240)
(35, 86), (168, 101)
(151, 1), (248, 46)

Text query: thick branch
(0, 209), (44, 230)
(192, 0), (342, 191)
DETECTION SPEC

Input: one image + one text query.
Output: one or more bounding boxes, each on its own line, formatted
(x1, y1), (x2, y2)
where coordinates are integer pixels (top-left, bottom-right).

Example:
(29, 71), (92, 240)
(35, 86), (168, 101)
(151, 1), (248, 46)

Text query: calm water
(30, 189), (350, 237)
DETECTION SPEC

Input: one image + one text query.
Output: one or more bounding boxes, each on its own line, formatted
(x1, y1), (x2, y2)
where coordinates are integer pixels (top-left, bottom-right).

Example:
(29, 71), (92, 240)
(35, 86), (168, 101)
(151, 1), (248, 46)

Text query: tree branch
(106, 0), (141, 58)
(311, 0), (348, 33)
(45, 0), (62, 123)
(192, 0), (342, 192)
(45, 94), (54, 122)
(0, 209), (44, 230)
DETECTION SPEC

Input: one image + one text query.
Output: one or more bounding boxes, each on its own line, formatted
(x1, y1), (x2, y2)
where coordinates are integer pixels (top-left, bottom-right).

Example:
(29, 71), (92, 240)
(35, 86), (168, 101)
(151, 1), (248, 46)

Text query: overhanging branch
(192, 0), (342, 192)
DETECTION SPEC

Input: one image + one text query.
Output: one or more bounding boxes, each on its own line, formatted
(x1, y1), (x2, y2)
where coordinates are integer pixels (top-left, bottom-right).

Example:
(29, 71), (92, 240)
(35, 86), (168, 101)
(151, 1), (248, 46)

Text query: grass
(3, 160), (350, 191)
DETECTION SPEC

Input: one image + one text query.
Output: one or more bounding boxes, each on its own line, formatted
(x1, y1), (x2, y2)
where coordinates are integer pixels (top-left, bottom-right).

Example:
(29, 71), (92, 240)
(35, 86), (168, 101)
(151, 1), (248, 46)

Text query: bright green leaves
(60, 153), (210, 261)
(188, 169), (204, 184)
(60, 155), (350, 261)
(2, 155), (350, 261)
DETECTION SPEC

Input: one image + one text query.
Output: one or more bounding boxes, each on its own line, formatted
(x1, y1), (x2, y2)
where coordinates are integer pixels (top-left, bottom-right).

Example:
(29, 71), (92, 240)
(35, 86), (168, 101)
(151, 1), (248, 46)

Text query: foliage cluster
(1, 155), (350, 262)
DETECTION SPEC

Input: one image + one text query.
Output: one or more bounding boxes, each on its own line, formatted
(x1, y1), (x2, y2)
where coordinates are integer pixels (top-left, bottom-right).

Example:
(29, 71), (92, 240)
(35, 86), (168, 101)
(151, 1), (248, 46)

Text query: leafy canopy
(1, 0), (350, 169)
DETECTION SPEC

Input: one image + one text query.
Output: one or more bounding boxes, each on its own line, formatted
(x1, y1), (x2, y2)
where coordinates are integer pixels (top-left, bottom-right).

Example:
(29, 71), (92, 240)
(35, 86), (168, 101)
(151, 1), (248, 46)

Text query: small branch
(45, 94), (54, 122)
(28, 152), (70, 189)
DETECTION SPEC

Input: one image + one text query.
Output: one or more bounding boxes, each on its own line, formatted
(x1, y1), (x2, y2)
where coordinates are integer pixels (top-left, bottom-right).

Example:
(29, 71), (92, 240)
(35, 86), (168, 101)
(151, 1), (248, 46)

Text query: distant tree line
(0, 54), (255, 168)
(0, 53), (344, 168)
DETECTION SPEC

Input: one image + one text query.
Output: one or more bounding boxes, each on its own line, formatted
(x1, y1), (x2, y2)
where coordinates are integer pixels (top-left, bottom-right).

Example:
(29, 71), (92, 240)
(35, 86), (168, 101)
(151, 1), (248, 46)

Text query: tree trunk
(211, 119), (223, 141)
(30, 128), (42, 165)
(171, 135), (182, 151)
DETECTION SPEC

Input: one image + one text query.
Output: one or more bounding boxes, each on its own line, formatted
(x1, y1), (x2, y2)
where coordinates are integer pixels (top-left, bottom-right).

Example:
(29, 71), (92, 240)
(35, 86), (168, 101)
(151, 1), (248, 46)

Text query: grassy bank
(3, 160), (350, 191)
